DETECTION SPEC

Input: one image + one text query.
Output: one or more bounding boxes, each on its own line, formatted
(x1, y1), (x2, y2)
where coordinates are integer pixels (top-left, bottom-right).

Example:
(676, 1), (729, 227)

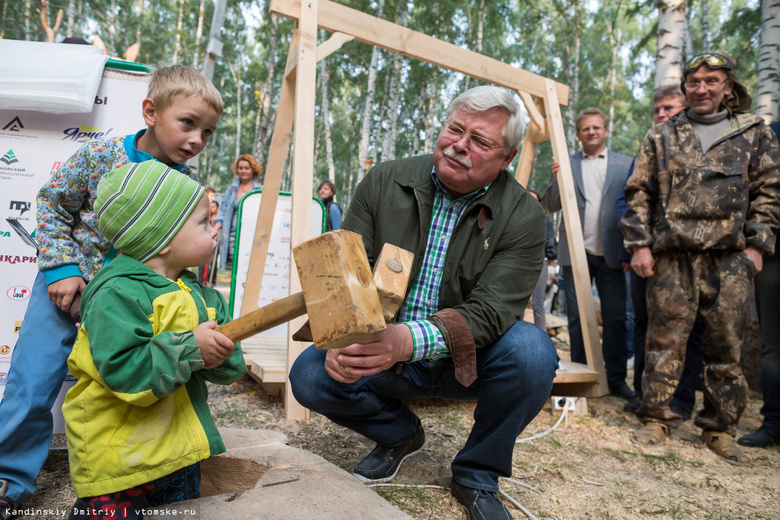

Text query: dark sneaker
(609, 382), (634, 400)
(353, 422), (425, 483)
(451, 481), (512, 520)
(0, 479), (16, 520)
(738, 427), (780, 448)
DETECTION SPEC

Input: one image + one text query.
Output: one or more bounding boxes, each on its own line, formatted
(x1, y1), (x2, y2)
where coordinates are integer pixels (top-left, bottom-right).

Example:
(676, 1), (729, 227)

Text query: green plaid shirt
(399, 171), (488, 361)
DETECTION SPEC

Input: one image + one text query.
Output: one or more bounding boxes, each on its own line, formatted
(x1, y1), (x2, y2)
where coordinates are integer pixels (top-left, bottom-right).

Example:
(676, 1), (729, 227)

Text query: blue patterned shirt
(399, 171), (488, 361)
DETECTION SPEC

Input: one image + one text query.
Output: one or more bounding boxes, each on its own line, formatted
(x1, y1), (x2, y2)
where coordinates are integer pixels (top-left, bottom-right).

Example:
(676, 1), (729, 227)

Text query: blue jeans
(289, 321), (559, 492)
(755, 248), (780, 433)
(0, 272), (77, 504)
(562, 253), (627, 387)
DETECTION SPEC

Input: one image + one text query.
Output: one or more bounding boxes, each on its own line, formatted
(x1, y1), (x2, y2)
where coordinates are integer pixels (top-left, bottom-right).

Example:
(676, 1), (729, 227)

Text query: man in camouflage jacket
(621, 51), (780, 465)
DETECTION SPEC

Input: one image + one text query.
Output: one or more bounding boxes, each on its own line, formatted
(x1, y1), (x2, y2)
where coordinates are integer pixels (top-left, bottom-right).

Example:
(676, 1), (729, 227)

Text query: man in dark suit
(541, 108), (634, 398)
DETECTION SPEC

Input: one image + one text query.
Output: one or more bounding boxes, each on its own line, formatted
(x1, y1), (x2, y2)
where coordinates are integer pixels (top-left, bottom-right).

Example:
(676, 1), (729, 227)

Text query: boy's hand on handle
(194, 321), (235, 369)
(48, 277), (86, 315)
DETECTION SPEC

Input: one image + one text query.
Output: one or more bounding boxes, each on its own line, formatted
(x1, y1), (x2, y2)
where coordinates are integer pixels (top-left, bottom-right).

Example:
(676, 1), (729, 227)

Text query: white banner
(0, 67), (151, 442)
(230, 191), (325, 347)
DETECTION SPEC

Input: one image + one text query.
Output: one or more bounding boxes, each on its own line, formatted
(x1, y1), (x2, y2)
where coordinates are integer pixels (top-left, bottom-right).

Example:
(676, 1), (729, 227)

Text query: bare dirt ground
(22, 336), (780, 520)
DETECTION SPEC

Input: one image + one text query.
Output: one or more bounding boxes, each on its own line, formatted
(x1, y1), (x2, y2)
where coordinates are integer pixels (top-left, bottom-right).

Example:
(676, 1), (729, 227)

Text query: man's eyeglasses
(683, 78), (729, 91)
(684, 52), (733, 73)
(439, 120), (504, 152)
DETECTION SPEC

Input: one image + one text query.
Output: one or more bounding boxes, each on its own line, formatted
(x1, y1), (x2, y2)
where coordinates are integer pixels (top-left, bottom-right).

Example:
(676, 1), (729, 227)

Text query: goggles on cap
(684, 53), (733, 74)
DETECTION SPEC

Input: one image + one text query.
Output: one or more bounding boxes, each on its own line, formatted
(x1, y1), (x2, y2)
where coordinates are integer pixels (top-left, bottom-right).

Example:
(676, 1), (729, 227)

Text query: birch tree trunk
(700, 0), (710, 51)
(66, 0), (75, 36)
(381, 7), (408, 162)
(607, 27), (620, 149)
(655, 0), (686, 89)
(228, 58), (242, 160)
(136, 0), (143, 58)
(25, 0), (31, 41)
(319, 57), (336, 182)
(254, 14), (278, 164)
(566, 1), (582, 151)
(356, 0), (385, 184)
(756, 0), (780, 122)
(173, 0), (185, 64)
(193, 0), (207, 69)
(423, 73), (441, 154)
(683, 7), (694, 62)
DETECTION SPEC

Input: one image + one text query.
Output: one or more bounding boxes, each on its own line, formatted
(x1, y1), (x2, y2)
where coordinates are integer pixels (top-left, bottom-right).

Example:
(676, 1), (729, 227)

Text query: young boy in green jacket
(64, 160), (246, 520)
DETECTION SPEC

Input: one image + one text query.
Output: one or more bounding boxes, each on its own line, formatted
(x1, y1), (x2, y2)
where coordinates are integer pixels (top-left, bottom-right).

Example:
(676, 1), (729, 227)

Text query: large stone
(147, 428), (413, 520)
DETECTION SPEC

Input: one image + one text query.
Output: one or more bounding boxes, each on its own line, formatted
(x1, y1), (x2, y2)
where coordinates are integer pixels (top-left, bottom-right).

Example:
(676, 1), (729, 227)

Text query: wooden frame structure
(243, 0), (606, 419)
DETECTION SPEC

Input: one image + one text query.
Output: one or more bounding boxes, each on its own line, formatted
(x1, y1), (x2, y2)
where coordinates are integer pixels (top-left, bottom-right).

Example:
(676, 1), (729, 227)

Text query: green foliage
(1, 0), (768, 207)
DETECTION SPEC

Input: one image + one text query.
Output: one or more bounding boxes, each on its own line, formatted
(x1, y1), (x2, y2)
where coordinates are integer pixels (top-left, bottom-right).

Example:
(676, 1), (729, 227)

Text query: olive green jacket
(622, 111), (780, 256)
(343, 155), (546, 386)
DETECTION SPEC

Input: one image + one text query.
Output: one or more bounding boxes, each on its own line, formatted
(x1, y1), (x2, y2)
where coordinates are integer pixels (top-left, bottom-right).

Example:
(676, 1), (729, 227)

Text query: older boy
(65, 161), (245, 519)
(0, 65), (222, 518)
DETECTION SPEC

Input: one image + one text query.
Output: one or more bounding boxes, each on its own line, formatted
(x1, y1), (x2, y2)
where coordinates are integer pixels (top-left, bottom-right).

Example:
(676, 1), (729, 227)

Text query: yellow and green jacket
(64, 254), (246, 497)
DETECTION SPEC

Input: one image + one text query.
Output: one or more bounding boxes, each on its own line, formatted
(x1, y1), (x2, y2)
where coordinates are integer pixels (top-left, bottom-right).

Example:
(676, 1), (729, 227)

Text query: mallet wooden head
(293, 230), (386, 349)
(215, 231), (414, 350)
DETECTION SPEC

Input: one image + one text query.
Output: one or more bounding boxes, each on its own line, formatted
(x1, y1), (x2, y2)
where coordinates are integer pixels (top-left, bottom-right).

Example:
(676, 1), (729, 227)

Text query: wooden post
(284, 0), (318, 421)
(243, 0), (607, 420)
(541, 79), (607, 395)
(240, 30), (299, 317)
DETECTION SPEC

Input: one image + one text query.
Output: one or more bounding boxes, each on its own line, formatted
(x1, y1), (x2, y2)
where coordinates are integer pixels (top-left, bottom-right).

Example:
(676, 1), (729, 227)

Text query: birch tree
(655, 0), (686, 89)
(756, 0), (780, 122)
(192, 0), (206, 69)
(355, 0), (385, 185)
(700, 0), (710, 51)
(319, 57), (336, 182)
(566, 0), (582, 151)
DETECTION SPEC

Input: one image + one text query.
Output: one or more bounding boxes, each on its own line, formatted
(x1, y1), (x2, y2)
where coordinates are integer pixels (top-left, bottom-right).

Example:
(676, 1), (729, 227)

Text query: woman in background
(317, 180), (342, 231)
(214, 154), (263, 270)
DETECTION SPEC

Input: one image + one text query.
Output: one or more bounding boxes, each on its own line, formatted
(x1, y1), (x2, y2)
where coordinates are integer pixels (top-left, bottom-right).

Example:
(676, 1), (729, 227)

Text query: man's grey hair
(445, 85), (525, 154)
(653, 85), (687, 106)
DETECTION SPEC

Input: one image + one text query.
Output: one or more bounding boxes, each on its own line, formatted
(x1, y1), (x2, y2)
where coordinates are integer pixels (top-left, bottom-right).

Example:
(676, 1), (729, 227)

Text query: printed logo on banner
(15, 321), (22, 334)
(0, 372), (7, 386)
(0, 231), (9, 239)
(0, 149), (32, 181)
(1, 150), (19, 165)
(9, 200), (32, 217)
(7, 286), (31, 301)
(0, 255), (37, 264)
(2, 117), (24, 132)
(0, 345), (9, 356)
(61, 125), (114, 143)
(52, 161), (63, 173)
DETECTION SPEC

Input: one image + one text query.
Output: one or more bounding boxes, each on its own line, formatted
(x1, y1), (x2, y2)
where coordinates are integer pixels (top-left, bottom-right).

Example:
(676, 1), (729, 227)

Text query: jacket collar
(392, 154), (510, 216)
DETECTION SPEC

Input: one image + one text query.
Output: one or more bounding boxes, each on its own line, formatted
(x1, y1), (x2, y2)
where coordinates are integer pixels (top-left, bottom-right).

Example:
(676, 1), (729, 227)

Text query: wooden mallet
(215, 230), (414, 350)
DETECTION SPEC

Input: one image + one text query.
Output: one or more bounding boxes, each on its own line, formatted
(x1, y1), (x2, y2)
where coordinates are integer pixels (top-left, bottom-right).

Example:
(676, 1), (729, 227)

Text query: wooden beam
(240, 31), (299, 318)
(283, 37), (300, 79)
(515, 94), (547, 187)
(284, 0), (319, 422)
(517, 91), (545, 135)
(514, 138), (536, 188)
(317, 31), (355, 62)
(270, 0), (568, 104)
(541, 79), (608, 395)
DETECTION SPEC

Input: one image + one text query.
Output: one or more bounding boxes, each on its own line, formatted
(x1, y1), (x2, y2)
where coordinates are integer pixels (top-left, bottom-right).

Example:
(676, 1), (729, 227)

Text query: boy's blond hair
(147, 65), (224, 117)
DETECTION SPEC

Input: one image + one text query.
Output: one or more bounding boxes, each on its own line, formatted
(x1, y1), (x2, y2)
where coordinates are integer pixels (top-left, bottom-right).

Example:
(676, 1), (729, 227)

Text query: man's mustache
(443, 146), (472, 168)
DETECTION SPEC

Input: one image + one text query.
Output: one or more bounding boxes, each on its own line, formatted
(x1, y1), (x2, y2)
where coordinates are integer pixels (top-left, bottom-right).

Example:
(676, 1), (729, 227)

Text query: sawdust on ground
(24, 335), (780, 520)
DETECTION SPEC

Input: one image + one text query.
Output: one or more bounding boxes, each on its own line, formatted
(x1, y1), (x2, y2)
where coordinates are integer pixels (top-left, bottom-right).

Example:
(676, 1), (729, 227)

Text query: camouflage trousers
(638, 250), (753, 435)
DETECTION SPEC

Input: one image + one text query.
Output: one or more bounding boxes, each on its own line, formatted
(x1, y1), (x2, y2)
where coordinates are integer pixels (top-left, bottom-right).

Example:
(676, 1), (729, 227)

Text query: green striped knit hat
(95, 160), (205, 262)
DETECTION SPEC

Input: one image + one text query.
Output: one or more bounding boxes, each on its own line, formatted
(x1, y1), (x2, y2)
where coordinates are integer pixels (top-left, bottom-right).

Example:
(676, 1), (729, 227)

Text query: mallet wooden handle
(215, 292), (306, 342)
